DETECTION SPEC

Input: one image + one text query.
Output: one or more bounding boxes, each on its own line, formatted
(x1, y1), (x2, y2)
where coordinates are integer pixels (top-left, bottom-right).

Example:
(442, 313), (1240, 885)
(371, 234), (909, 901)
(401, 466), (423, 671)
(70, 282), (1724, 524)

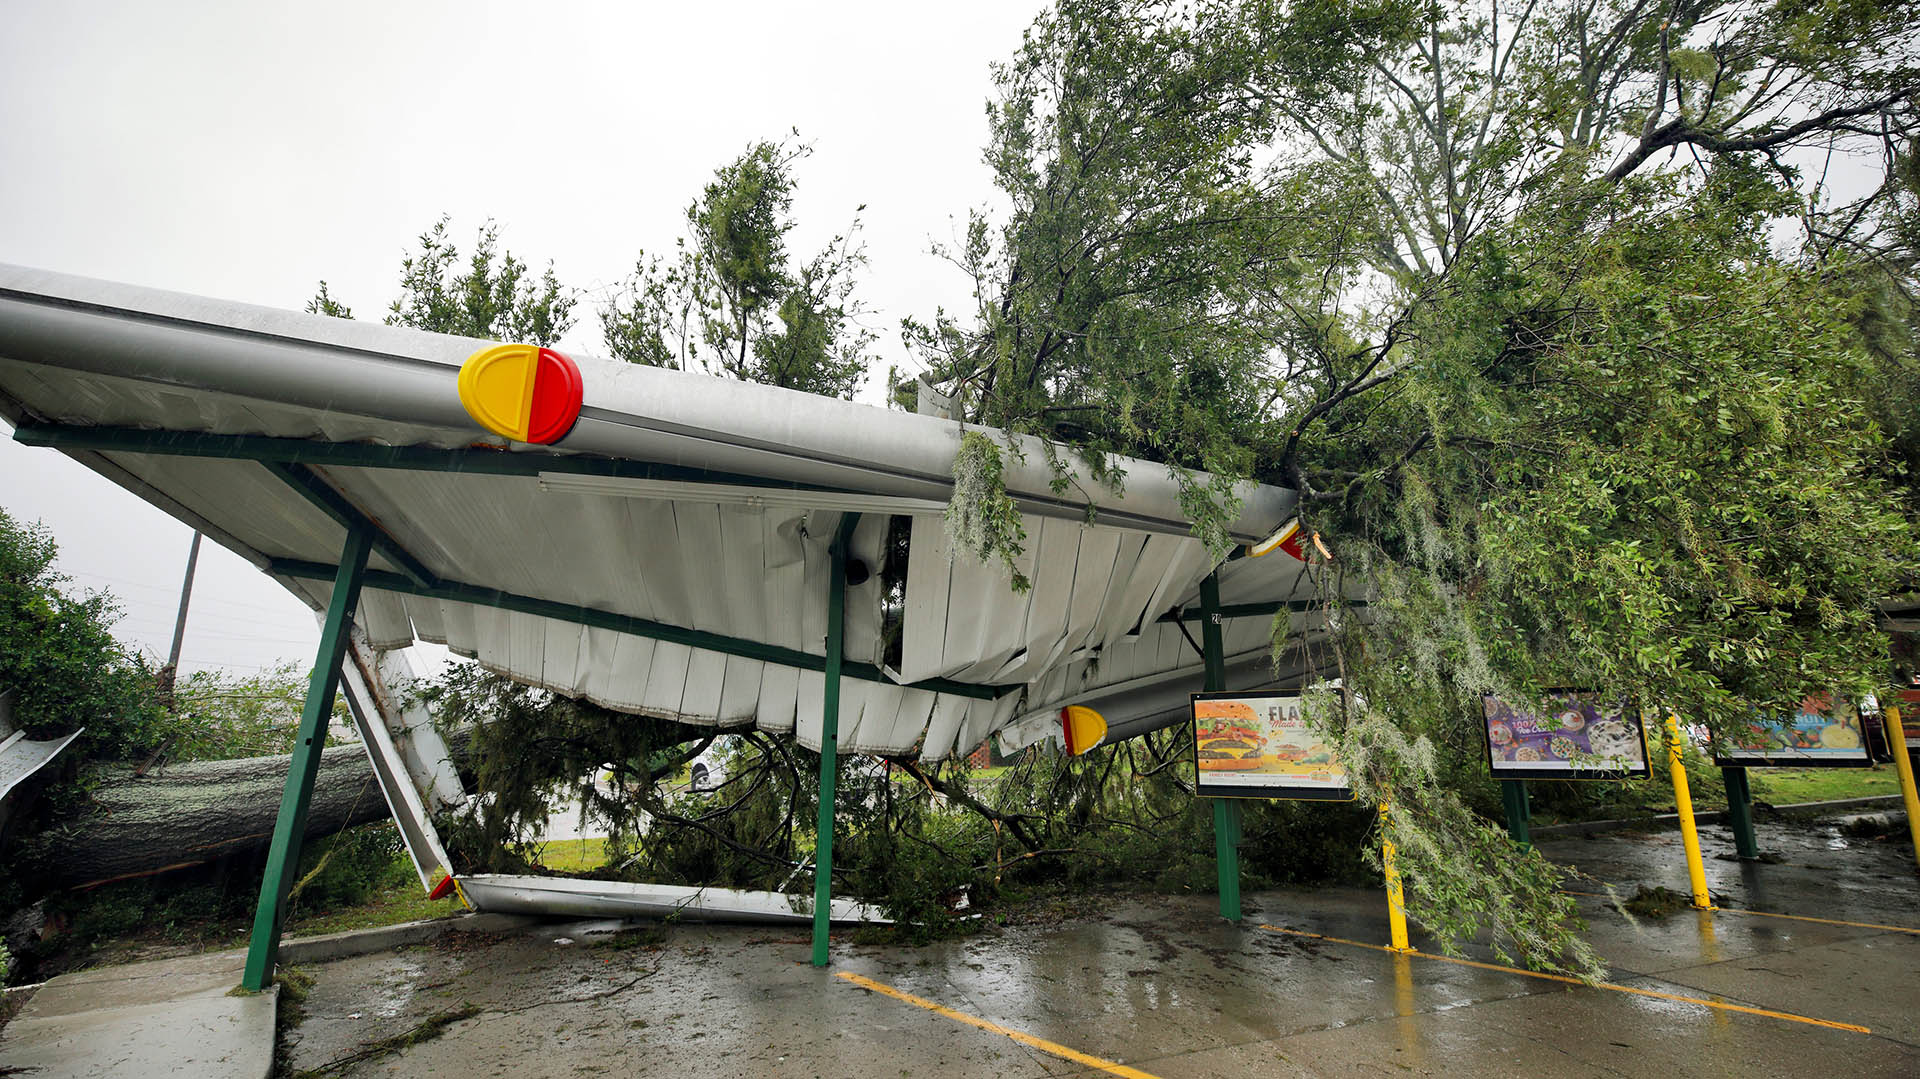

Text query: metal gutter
(456, 874), (888, 925)
(0, 264), (1297, 541)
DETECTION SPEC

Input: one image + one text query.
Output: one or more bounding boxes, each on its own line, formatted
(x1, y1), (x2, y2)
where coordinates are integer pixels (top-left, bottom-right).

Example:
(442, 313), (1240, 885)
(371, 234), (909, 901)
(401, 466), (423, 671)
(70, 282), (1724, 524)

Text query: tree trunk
(31, 743), (397, 890)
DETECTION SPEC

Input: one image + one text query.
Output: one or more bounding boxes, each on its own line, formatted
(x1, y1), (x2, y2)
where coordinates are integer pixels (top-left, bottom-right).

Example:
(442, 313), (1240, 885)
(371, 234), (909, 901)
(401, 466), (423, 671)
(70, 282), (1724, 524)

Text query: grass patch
(1746, 766), (1902, 806)
(532, 836), (608, 874)
(22, 835), (463, 983)
(283, 878), (461, 938)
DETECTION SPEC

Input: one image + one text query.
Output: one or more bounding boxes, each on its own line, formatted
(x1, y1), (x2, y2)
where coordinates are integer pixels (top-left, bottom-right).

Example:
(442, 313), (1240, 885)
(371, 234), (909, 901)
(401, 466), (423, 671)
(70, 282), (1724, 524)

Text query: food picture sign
(1710, 695), (1871, 767)
(1190, 691), (1352, 801)
(1482, 693), (1649, 780)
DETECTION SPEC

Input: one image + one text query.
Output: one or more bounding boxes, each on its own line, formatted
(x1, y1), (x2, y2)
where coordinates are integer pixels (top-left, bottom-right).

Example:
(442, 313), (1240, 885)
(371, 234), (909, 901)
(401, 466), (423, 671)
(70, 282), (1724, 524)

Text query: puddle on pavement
(370, 956), (428, 1019)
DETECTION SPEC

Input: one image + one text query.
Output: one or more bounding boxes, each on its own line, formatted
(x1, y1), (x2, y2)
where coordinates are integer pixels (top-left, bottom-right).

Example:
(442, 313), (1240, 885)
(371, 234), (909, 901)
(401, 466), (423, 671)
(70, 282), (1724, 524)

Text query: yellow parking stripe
(836, 971), (1161, 1078)
(1713, 907), (1920, 934)
(1562, 889), (1920, 935)
(1257, 924), (1870, 1035)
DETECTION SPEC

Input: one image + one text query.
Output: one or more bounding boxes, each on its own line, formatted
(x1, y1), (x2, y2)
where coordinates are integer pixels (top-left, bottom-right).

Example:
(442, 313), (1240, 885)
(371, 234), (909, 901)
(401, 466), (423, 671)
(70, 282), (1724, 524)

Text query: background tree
(383, 217), (577, 346)
(602, 138), (875, 397)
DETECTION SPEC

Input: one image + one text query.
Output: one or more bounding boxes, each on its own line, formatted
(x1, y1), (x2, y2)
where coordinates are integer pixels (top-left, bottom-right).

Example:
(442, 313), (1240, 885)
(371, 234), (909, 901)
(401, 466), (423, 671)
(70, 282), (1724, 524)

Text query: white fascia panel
(919, 693), (971, 762)
(641, 641), (693, 719)
(899, 514), (954, 683)
(757, 664), (800, 735)
(678, 647), (727, 724)
(358, 589), (415, 651)
(716, 656), (764, 726)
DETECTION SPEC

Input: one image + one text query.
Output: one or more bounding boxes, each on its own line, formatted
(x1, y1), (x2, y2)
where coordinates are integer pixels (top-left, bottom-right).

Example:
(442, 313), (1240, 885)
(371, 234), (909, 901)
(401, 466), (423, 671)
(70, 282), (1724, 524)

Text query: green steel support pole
(811, 514), (859, 967)
(1500, 779), (1532, 847)
(1200, 571), (1241, 922)
(241, 524), (373, 990)
(1722, 765), (1760, 860)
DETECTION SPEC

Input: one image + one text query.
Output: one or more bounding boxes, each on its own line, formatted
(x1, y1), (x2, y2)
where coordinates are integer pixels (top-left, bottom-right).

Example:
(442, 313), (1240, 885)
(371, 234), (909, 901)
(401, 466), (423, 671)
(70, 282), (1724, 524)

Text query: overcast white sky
(0, 0), (1048, 676)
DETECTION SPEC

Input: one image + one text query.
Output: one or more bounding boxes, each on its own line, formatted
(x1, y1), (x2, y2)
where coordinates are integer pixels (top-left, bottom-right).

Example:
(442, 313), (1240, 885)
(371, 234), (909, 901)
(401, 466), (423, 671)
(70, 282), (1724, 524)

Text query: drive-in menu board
(1190, 691), (1352, 801)
(1482, 693), (1649, 780)
(1710, 695), (1871, 767)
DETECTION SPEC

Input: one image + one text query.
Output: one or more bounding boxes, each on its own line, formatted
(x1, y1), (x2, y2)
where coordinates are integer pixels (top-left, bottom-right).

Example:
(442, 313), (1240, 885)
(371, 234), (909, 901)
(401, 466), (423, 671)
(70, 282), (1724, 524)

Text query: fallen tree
(23, 741), (396, 890)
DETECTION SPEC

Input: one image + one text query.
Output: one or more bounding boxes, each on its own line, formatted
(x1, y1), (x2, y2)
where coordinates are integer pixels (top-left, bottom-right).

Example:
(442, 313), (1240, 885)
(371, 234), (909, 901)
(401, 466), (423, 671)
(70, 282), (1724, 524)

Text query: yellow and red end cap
(428, 873), (458, 900)
(1247, 519), (1307, 561)
(1060, 705), (1108, 756)
(457, 343), (584, 444)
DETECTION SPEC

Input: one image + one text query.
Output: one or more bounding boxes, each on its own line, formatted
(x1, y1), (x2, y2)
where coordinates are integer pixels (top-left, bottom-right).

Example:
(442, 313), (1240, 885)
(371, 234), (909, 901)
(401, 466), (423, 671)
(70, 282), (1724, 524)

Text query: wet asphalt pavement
(284, 812), (1919, 1077)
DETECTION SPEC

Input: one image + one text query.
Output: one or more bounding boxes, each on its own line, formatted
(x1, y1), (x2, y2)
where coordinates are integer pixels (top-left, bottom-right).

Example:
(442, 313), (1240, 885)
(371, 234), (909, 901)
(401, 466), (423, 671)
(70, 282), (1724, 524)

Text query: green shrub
(287, 823), (412, 913)
(0, 509), (168, 764)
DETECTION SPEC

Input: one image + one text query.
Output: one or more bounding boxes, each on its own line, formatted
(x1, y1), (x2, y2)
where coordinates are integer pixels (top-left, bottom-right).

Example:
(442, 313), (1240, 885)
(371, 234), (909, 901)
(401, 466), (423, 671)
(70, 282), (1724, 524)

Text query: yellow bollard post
(1665, 715), (1714, 911)
(1380, 803), (1412, 952)
(1885, 705), (1920, 869)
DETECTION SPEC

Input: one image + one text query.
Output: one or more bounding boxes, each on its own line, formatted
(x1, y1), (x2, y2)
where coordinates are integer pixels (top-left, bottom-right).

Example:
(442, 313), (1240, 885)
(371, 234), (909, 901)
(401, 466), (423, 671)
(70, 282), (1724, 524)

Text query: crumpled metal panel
(0, 729), (83, 805)
(384, 592), (978, 755)
(317, 465), (886, 661)
(1019, 616), (1275, 719)
(899, 513), (1219, 687)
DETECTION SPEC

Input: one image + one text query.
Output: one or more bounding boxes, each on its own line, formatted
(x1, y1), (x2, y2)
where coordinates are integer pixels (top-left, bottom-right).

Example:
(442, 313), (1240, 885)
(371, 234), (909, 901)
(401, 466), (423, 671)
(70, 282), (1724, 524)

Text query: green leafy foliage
(284, 822), (412, 912)
(602, 138), (874, 397)
(383, 217), (575, 346)
(947, 432), (1031, 590)
(419, 665), (722, 873)
(916, 0), (1918, 973)
(0, 508), (167, 762)
(166, 662), (322, 762)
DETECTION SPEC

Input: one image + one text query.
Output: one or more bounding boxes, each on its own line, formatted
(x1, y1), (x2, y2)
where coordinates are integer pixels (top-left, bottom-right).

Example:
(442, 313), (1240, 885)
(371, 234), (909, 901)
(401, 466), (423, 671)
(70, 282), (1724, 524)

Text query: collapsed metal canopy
(0, 264), (1323, 759)
(1, 262), (1352, 984)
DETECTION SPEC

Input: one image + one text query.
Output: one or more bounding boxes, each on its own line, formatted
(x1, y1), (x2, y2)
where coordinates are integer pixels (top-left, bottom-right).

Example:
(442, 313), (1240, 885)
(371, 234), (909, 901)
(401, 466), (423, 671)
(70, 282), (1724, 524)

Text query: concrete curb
(1531, 794), (1905, 837)
(277, 912), (540, 967)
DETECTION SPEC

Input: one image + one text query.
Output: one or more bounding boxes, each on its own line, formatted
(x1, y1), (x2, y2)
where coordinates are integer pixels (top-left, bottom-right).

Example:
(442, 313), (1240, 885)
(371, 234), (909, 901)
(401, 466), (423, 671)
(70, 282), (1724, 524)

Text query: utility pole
(160, 531), (202, 705)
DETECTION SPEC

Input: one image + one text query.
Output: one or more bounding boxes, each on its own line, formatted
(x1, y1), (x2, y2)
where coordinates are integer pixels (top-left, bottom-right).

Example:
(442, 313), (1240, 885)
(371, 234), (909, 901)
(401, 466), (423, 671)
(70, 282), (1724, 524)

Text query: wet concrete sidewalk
(276, 811), (1918, 1078)
(0, 949), (278, 1079)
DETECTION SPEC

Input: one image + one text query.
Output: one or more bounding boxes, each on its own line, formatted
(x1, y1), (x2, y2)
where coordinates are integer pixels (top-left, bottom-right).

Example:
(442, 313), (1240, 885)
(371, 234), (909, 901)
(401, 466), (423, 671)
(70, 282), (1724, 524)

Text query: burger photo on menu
(1194, 700), (1267, 770)
(1190, 692), (1352, 800)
